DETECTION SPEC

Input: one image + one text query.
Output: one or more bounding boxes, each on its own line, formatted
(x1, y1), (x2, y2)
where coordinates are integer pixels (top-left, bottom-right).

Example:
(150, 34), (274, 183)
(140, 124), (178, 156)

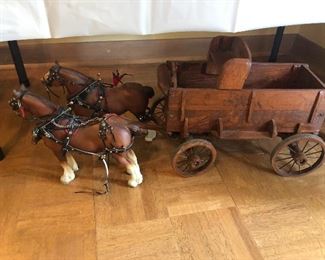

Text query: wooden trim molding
(0, 34), (297, 66)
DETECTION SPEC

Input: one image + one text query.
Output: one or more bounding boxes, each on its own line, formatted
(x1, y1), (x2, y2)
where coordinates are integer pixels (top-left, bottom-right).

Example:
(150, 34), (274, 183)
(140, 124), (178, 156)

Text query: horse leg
(66, 152), (79, 172)
(44, 140), (75, 184)
(125, 149), (143, 187)
(60, 161), (76, 185)
(113, 150), (143, 188)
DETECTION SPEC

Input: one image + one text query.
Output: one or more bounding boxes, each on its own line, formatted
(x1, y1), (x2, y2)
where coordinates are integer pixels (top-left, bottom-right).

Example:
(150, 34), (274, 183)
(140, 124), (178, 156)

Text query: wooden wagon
(154, 36), (325, 177)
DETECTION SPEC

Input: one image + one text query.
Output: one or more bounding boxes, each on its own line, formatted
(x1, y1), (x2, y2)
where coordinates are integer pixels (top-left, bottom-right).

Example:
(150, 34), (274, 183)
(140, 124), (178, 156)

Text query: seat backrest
(217, 58), (251, 90)
(205, 36), (252, 75)
(231, 37), (252, 60)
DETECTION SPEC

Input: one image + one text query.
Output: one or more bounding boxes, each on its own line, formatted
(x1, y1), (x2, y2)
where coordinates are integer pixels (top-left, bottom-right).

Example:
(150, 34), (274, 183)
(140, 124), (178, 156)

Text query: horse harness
(31, 107), (133, 194)
(68, 81), (152, 122)
(9, 92), (133, 195)
(44, 65), (112, 117)
(67, 80), (112, 117)
(44, 66), (151, 121)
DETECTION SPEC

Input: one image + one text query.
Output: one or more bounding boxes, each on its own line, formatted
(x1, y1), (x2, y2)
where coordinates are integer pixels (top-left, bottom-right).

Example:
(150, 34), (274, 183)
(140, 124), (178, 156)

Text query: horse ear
(13, 89), (20, 97)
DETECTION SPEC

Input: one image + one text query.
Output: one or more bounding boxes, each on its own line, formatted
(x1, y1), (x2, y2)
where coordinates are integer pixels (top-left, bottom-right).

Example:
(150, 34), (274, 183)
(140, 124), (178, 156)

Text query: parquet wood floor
(0, 63), (324, 260)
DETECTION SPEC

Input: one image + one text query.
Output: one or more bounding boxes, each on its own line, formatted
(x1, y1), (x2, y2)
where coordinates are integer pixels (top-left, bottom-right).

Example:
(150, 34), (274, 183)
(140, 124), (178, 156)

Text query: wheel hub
(190, 155), (203, 169)
(293, 152), (307, 166)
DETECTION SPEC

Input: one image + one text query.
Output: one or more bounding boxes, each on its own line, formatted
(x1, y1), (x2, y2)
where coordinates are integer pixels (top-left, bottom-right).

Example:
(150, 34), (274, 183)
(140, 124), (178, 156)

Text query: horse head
(41, 62), (93, 97)
(9, 86), (58, 119)
(42, 61), (62, 88)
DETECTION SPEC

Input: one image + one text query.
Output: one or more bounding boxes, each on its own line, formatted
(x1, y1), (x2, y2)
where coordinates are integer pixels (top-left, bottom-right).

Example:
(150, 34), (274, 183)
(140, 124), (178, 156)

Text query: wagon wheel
(151, 97), (167, 127)
(172, 139), (217, 177)
(271, 134), (325, 177)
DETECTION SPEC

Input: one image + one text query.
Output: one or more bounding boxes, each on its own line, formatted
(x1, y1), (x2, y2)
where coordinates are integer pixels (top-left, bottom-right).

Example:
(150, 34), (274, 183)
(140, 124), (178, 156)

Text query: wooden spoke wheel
(151, 97), (167, 127)
(172, 139), (217, 177)
(271, 134), (325, 177)
(0, 147), (4, 160)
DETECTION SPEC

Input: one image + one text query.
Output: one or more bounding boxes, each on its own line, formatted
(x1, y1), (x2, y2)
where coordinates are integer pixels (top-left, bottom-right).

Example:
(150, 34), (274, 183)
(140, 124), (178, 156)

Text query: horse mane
(25, 91), (59, 111)
(59, 66), (94, 83)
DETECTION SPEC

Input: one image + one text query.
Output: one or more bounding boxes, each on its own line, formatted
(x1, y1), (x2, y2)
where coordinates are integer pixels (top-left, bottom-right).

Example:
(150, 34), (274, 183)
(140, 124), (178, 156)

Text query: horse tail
(128, 124), (157, 142)
(127, 124), (148, 136)
(142, 86), (155, 99)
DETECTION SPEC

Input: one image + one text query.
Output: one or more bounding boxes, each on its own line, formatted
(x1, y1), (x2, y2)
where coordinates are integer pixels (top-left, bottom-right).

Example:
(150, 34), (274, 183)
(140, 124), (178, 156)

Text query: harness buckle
(32, 128), (42, 144)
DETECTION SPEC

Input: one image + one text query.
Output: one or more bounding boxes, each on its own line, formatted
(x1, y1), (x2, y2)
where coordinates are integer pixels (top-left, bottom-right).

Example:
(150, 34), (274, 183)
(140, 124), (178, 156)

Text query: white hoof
(145, 130), (157, 142)
(60, 174), (75, 185)
(128, 179), (138, 188)
(136, 174), (143, 185)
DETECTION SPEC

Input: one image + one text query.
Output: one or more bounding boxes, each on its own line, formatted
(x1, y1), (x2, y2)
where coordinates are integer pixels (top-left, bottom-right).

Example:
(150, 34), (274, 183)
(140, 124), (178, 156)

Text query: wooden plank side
(309, 91), (325, 123)
(297, 66), (325, 89)
(168, 88), (321, 111)
(253, 90), (319, 111)
(166, 88), (324, 135)
(166, 110), (248, 133)
(245, 63), (297, 89)
(168, 88), (251, 111)
(251, 90), (324, 133)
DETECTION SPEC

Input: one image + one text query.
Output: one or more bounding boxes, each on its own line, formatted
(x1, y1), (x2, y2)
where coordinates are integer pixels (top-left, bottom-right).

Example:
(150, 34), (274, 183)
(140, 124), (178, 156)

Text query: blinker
(8, 97), (20, 111)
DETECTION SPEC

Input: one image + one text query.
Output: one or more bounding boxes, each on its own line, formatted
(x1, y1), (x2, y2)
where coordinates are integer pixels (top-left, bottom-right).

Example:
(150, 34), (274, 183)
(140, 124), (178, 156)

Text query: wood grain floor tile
(164, 182), (235, 217)
(2, 64), (325, 259)
(93, 161), (169, 226)
(0, 156), (97, 260)
(170, 208), (262, 260)
(97, 218), (180, 260)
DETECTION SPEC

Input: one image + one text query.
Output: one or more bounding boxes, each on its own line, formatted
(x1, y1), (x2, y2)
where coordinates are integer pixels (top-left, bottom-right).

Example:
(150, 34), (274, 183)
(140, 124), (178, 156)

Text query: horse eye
(9, 99), (19, 110)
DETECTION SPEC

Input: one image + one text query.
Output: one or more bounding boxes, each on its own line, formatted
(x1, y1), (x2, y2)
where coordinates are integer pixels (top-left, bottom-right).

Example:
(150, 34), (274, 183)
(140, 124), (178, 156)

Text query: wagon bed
(155, 37), (325, 178)
(158, 61), (325, 140)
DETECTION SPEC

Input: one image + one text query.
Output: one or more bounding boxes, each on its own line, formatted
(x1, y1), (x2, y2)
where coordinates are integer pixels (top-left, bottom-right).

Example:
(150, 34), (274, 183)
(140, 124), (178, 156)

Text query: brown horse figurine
(41, 62), (154, 121)
(9, 86), (147, 191)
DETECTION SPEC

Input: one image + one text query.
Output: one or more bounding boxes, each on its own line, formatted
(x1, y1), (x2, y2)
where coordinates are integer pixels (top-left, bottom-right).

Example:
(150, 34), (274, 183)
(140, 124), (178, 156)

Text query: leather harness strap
(68, 80), (110, 116)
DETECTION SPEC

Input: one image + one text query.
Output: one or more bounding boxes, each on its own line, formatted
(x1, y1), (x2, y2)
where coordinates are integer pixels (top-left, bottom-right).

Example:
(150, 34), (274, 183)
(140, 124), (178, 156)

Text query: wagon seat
(207, 36), (252, 90)
(157, 36), (252, 91)
(206, 36), (252, 75)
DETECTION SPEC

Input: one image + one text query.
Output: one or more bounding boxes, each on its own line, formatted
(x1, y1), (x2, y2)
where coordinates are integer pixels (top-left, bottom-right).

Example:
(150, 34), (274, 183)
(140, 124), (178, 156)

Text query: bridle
(8, 90), (29, 119)
(9, 90), (53, 122)
(42, 65), (66, 98)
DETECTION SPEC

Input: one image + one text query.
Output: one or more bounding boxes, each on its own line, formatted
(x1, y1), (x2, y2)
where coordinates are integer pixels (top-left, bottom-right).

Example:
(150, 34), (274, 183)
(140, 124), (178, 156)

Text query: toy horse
(9, 87), (149, 193)
(42, 62), (154, 121)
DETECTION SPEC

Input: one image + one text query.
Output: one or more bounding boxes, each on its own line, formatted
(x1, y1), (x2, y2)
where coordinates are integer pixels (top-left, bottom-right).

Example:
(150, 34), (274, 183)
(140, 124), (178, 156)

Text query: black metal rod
(0, 147), (4, 161)
(269, 26), (285, 62)
(8, 40), (30, 87)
